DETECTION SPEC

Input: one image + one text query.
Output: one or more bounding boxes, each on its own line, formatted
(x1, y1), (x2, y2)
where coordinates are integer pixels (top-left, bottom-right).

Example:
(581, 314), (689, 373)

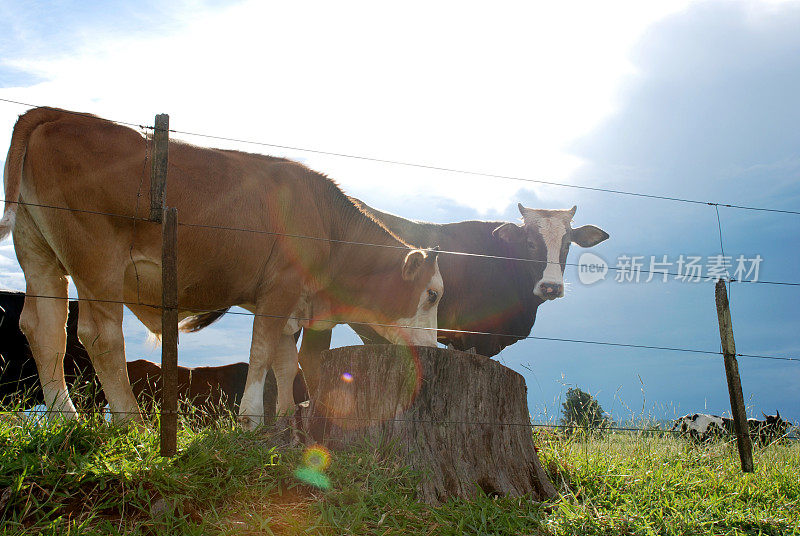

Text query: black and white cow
(672, 411), (791, 444)
(671, 413), (728, 442)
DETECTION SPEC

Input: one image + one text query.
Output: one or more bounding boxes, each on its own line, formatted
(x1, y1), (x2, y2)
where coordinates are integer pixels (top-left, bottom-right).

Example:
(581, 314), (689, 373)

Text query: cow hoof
(274, 414), (293, 433)
(238, 414), (262, 431)
(274, 414), (301, 446)
(111, 411), (146, 432)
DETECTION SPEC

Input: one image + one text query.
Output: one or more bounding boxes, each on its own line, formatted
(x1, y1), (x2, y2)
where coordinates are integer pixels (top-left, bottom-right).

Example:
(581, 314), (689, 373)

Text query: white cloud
(0, 237), (22, 290)
(0, 271), (25, 291)
(0, 0), (689, 216)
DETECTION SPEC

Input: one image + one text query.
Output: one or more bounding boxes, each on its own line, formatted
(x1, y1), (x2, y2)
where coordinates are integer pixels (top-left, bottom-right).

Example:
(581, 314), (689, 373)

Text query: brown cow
(0, 107), (442, 429)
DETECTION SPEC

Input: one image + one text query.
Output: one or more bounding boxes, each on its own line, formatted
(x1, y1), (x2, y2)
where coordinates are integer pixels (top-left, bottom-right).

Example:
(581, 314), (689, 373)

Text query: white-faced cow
(0, 107), (443, 429)
(294, 202), (609, 391)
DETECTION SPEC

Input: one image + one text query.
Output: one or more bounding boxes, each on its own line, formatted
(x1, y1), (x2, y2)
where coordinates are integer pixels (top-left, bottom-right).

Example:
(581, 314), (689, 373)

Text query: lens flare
(341, 372), (353, 383)
(293, 466), (331, 489)
(302, 444), (331, 471)
(294, 445), (332, 489)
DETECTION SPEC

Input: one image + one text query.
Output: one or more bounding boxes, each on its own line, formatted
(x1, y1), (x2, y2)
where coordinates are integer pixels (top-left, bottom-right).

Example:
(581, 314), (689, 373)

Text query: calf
(2, 107), (442, 429)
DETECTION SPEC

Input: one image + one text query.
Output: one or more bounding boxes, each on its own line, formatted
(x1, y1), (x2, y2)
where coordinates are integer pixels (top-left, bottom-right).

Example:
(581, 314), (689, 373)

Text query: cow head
(492, 203), (609, 301)
(323, 247), (443, 347)
(762, 410), (788, 429)
(371, 251), (443, 346)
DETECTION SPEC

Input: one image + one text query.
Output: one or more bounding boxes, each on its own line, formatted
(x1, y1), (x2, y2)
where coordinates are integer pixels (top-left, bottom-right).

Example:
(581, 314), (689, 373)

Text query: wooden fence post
(160, 207), (178, 457)
(715, 279), (753, 473)
(148, 113), (178, 457)
(149, 114), (169, 223)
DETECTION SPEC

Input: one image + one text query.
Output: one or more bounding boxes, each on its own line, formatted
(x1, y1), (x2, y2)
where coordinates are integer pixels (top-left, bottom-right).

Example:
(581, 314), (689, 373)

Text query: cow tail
(179, 308), (230, 333)
(0, 107), (67, 240)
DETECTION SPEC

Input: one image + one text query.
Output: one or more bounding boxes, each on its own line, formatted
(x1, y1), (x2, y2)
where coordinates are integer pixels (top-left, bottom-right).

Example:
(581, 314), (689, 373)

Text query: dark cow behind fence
(1, 290), (307, 416)
(320, 201), (610, 355)
(672, 412), (790, 444)
(0, 290), (97, 408)
(744, 412), (790, 445)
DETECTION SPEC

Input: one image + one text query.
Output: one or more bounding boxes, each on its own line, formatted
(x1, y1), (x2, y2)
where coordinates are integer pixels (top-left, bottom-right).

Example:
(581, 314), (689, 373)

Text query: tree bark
(301, 345), (557, 504)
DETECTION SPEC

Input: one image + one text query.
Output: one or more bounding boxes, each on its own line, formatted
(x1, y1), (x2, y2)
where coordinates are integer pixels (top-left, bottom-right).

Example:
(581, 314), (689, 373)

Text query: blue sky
(1, 1), (798, 424)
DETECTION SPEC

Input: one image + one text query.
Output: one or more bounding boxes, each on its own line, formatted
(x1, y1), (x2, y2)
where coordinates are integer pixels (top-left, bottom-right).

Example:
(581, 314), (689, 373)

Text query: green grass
(536, 429), (800, 535)
(1, 403), (798, 535)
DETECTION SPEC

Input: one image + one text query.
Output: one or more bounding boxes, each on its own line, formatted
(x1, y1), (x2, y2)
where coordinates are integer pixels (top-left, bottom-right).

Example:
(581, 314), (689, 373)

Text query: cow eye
(427, 289), (439, 303)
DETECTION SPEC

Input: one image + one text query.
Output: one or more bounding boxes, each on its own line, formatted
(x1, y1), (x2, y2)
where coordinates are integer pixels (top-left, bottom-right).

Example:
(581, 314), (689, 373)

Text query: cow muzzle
(375, 323), (438, 347)
(535, 281), (564, 300)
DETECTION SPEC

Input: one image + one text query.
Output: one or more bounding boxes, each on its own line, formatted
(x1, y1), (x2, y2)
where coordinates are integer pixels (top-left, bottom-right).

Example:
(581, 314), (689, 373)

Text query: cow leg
(298, 328), (332, 396)
(272, 334), (300, 422)
(19, 280), (75, 419)
(74, 288), (140, 424)
(239, 290), (301, 431)
(14, 207), (76, 419)
(239, 329), (298, 430)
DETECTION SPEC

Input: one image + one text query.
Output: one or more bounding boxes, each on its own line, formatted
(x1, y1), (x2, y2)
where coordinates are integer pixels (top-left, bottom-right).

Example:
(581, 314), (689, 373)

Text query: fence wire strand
(1, 96), (799, 216)
(7, 290), (800, 363)
(2, 407), (798, 441)
(2, 197), (799, 287)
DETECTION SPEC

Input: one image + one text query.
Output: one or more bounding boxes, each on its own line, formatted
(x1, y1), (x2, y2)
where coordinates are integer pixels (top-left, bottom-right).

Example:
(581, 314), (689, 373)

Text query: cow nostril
(539, 282), (564, 298)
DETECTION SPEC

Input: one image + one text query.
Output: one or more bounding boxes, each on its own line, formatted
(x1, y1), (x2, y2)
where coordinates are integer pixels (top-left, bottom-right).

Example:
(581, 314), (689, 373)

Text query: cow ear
(776, 410), (781, 419)
(571, 225), (609, 247)
(492, 222), (524, 244)
(428, 245), (440, 261)
(402, 250), (427, 281)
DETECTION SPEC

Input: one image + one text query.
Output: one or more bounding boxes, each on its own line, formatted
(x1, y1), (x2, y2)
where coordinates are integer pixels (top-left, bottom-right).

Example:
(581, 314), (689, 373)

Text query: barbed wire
(1, 406), (797, 442)
(5, 290), (799, 362)
(1, 97), (799, 216)
(2, 198), (798, 287)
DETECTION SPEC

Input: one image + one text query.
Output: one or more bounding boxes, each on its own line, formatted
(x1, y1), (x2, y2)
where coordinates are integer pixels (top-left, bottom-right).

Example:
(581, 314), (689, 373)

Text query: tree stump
(301, 345), (557, 504)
